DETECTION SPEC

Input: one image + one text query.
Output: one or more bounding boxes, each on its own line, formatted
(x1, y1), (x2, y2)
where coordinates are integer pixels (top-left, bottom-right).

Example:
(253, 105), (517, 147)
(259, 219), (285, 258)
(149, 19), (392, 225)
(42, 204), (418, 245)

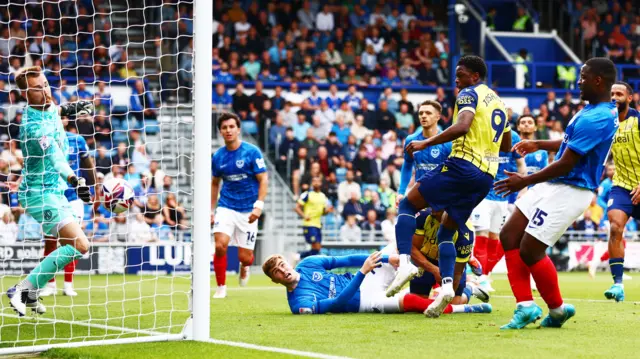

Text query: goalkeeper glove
(69, 176), (92, 203)
(60, 100), (94, 117)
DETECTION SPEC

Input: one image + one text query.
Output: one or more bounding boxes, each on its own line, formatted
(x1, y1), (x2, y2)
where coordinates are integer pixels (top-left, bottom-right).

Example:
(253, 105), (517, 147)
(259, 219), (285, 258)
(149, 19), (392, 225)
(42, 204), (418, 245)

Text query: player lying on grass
(262, 247), (491, 315)
(7, 66), (93, 316)
(410, 209), (490, 312)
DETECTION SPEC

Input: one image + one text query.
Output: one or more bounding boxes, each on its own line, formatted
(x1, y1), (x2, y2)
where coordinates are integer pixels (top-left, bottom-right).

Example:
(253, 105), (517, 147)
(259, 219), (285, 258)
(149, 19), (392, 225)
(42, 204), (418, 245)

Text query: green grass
(0, 273), (639, 358)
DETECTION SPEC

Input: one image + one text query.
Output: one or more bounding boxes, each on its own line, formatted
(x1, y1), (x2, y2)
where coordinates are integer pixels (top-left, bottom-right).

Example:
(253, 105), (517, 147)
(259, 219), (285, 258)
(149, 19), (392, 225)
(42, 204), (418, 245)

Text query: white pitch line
(0, 312), (169, 336)
(205, 338), (355, 359)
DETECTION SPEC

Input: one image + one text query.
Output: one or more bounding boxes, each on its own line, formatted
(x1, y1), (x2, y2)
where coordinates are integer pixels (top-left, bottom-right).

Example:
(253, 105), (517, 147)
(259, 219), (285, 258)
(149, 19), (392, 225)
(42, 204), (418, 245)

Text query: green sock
(27, 244), (83, 289)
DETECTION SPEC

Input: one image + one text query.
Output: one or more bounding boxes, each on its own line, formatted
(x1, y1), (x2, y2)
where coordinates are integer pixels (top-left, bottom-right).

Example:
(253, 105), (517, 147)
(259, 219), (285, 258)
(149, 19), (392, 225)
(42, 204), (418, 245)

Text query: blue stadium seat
(242, 121), (258, 135)
(362, 184), (379, 194)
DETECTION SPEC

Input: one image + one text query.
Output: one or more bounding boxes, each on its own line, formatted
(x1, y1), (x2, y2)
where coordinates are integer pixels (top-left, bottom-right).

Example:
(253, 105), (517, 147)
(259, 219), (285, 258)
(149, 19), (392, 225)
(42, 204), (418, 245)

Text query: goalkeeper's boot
(500, 303), (543, 330)
(63, 282), (78, 297)
(604, 284), (625, 302)
(7, 285), (46, 316)
(385, 261), (419, 297)
(464, 303), (493, 314)
(424, 280), (455, 318)
(239, 265), (250, 287)
(212, 285), (227, 299)
(39, 282), (58, 297)
(540, 304), (576, 328)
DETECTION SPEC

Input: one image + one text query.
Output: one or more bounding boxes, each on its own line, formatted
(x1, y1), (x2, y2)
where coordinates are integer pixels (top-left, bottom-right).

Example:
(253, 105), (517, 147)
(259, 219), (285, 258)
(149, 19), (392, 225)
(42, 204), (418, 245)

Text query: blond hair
(262, 254), (285, 279)
(15, 66), (42, 90)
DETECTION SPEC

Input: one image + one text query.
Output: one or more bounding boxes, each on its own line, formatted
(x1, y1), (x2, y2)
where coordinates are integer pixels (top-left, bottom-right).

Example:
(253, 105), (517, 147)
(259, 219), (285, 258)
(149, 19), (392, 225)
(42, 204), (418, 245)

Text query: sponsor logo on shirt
(328, 276), (336, 298)
(223, 174), (248, 181)
(256, 158), (265, 169)
(415, 163), (438, 171)
(38, 135), (51, 150)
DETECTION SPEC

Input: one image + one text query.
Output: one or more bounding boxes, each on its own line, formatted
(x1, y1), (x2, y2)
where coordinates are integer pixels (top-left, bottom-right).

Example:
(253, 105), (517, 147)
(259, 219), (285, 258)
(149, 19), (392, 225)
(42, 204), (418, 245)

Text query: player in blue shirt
(470, 129), (525, 288)
(40, 130), (97, 298)
(211, 112), (268, 299)
(516, 115), (549, 177)
(397, 100), (452, 203)
(495, 58), (619, 329)
(263, 247), (491, 316)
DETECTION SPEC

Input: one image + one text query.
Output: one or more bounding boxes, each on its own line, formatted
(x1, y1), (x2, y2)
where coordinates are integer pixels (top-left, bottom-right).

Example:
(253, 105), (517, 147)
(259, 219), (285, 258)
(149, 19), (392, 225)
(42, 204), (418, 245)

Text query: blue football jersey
(287, 255), (367, 314)
(398, 130), (452, 195)
(64, 132), (90, 201)
(524, 149), (549, 175)
(551, 102), (618, 191)
(486, 131), (522, 201)
(307, 95), (322, 108)
(212, 142), (267, 212)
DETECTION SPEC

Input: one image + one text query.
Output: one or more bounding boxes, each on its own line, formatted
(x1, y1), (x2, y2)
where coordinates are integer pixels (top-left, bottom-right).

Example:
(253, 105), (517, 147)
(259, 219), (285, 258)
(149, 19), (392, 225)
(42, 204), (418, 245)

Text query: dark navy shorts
(417, 158), (494, 227)
(410, 266), (467, 297)
(303, 226), (322, 244)
(608, 186), (640, 219)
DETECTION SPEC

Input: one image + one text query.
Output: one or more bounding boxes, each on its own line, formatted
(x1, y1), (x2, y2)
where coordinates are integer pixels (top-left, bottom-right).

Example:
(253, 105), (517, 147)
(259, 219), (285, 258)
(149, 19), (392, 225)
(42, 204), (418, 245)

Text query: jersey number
(531, 208), (548, 227)
(246, 232), (256, 245)
(491, 109), (507, 143)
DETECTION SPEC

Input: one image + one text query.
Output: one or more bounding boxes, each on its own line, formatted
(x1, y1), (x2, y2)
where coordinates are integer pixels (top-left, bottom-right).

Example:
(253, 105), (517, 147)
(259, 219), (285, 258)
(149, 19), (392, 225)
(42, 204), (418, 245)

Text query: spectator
(93, 82), (113, 114)
(381, 131), (398, 160)
(292, 147), (312, 196)
(343, 191), (366, 222)
(435, 87), (452, 128)
(95, 146), (112, 175)
(436, 58), (450, 86)
(380, 207), (397, 243)
(297, 1), (316, 30)
(324, 42), (342, 66)
(1, 140), (23, 173)
(278, 127), (300, 159)
(361, 209), (382, 241)
(418, 59), (437, 86)
(132, 144), (150, 174)
(368, 191), (387, 221)
(212, 84), (232, 110)
(343, 85), (362, 111)
(28, 31), (52, 64)
(316, 4), (334, 32)
(512, 7), (533, 32)
(381, 162), (401, 192)
(335, 101), (355, 125)
(269, 113), (287, 149)
(534, 115), (550, 140)
(315, 100), (335, 125)
(399, 57), (419, 84)
(395, 103), (415, 137)
(0, 212), (18, 244)
(8, 110), (22, 140)
(163, 193), (188, 230)
(250, 81), (269, 112)
(343, 135), (358, 162)
(315, 146), (335, 178)
(332, 115), (351, 144)
(119, 60), (139, 78)
(361, 45), (378, 73)
(324, 132), (343, 164)
(130, 80), (157, 122)
(337, 169), (361, 212)
(148, 160), (166, 192)
(292, 113), (312, 142)
(353, 145), (378, 185)
(375, 100), (396, 133)
(242, 52), (261, 80)
(573, 209), (598, 238)
(377, 178), (396, 208)
(124, 163), (142, 189)
(141, 194), (164, 227)
(286, 82), (305, 108)
(300, 162), (324, 193)
(301, 127), (320, 156)
(351, 114), (373, 142)
(340, 214), (362, 242)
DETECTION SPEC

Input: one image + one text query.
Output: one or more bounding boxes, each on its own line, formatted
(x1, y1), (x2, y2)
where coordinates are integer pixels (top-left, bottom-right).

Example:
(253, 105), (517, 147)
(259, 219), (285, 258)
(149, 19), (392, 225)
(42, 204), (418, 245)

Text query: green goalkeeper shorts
(19, 190), (76, 237)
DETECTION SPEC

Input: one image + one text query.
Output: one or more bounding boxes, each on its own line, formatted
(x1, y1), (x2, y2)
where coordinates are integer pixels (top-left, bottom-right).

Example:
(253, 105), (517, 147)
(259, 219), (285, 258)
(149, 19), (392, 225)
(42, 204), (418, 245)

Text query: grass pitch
(1, 272), (639, 358)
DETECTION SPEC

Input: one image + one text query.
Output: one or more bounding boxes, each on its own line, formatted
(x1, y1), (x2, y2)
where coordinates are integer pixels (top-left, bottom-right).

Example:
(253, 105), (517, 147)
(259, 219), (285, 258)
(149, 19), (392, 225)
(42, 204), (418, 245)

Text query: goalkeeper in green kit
(7, 67), (94, 316)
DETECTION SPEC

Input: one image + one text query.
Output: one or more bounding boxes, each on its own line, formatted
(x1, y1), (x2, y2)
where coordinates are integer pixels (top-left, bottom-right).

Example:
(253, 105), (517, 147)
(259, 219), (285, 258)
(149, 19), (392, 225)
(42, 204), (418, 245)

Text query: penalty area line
(206, 338), (355, 359)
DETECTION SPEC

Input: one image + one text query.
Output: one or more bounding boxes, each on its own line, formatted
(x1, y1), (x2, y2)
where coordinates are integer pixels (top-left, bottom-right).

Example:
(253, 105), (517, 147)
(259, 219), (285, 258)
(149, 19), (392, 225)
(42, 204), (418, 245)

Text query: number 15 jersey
(450, 83), (509, 178)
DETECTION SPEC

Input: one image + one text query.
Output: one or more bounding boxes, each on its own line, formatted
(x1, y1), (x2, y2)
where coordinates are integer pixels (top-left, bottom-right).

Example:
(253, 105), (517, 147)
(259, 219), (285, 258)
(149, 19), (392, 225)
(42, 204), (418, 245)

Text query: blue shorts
(417, 158), (493, 226)
(608, 186), (640, 219)
(303, 226), (322, 244)
(410, 264), (467, 297)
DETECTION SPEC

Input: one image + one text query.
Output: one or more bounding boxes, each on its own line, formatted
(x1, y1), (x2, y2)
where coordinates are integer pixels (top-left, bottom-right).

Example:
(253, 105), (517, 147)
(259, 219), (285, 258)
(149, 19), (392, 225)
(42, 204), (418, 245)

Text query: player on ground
(211, 112), (268, 299)
(389, 55), (511, 318)
(397, 100), (452, 203)
(7, 67), (93, 316)
(410, 209), (490, 314)
(495, 58), (618, 329)
(40, 130), (97, 297)
(599, 81), (640, 302)
(471, 126), (525, 288)
(295, 176), (333, 259)
(263, 248), (491, 315)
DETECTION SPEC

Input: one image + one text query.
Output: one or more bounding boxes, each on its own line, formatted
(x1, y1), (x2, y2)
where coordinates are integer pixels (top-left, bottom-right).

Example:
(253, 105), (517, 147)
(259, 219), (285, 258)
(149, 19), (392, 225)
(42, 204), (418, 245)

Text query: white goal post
(0, 0), (212, 354)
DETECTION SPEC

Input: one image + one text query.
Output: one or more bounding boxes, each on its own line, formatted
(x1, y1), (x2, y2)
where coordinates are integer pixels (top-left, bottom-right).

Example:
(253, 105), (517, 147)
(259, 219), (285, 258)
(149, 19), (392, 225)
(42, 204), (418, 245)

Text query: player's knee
(214, 242), (227, 256)
(609, 221), (625, 241)
(238, 252), (254, 266)
(398, 198), (418, 215)
(74, 237), (90, 254)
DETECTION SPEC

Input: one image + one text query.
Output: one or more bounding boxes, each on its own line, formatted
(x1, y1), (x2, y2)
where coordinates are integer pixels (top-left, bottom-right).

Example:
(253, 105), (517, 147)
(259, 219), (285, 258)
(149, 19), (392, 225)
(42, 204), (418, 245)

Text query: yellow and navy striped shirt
(450, 83), (510, 177)
(414, 210), (474, 263)
(298, 190), (330, 228)
(611, 108), (640, 191)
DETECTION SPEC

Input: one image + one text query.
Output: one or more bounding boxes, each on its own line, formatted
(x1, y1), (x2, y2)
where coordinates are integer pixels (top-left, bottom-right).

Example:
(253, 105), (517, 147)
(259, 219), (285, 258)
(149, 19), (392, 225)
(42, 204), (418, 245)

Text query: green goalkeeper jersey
(19, 105), (75, 193)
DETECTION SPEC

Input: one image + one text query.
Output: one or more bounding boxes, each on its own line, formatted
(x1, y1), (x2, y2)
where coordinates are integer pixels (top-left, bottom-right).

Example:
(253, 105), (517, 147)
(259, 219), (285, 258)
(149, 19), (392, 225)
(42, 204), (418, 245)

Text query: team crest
(44, 210), (53, 221)
(312, 272), (323, 282)
(236, 160), (244, 168)
(430, 148), (440, 158)
(535, 153), (542, 161)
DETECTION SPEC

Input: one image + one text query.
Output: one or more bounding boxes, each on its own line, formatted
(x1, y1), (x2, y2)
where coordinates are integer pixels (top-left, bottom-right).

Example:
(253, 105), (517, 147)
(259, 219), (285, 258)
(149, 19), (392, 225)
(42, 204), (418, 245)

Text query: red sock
(504, 249), (533, 303)
(474, 235), (489, 270)
(529, 256), (563, 309)
(443, 305), (453, 314)
(64, 260), (77, 283)
(213, 254), (227, 286)
(44, 240), (56, 283)
(485, 240), (504, 274)
(402, 293), (434, 312)
(600, 251), (610, 262)
(245, 253), (255, 266)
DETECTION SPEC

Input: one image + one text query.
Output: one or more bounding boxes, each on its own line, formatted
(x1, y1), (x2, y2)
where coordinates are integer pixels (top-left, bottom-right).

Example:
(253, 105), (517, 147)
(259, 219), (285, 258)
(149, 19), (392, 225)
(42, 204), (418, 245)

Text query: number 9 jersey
(450, 83), (510, 178)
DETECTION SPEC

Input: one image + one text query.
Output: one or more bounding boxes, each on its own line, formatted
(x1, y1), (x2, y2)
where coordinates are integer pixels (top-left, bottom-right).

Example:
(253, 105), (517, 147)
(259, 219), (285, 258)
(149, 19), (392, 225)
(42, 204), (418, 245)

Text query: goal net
(0, 0), (211, 353)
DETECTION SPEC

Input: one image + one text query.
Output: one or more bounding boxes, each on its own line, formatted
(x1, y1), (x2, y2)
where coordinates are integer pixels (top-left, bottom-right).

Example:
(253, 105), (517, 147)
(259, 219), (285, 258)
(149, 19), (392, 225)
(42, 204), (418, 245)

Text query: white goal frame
(0, 0), (212, 354)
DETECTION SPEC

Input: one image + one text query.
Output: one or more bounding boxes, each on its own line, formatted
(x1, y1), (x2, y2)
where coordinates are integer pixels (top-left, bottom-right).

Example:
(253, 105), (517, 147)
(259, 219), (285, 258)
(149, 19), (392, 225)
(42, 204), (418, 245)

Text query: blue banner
(125, 244), (238, 275)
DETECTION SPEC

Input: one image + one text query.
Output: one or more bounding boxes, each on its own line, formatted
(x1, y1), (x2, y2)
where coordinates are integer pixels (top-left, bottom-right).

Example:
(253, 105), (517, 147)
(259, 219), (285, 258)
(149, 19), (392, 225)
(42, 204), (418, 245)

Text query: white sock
(441, 280), (454, 292)
(517, 300), (535, 307)
(549, 303), (565, 318)
(19, 278), (35, 291)
(451, 304), (466, 313)
(64, 281), (74, 289)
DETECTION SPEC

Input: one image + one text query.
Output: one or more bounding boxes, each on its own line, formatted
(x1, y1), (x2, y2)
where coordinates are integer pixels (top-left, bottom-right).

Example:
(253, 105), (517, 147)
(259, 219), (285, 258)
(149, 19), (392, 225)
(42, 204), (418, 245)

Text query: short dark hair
(419, 100), (443, 114)
(457, 55), (487, 79)
(217, 112), (241, 130)
(585, 57), (617, 88)
(614, 81), (633, 95)
(516, 114), (535, 126)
